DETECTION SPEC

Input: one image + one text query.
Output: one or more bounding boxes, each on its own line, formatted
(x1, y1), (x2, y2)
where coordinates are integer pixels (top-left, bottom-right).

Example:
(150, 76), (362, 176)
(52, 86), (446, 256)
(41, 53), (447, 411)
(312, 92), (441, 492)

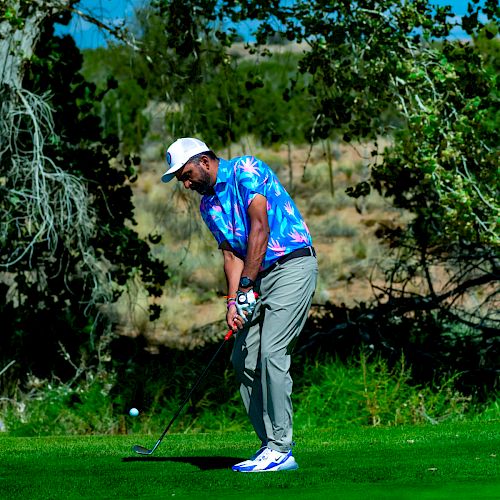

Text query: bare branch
(0, 85), (113, 307)
(0, 360), (16, 378)
(65, 6), (153, 64)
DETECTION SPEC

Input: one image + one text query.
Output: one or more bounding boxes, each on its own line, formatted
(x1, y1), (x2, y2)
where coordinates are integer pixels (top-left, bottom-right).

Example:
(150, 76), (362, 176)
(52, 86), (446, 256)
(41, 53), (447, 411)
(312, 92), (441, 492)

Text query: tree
(297, 2), (499, 326)
(276, 0), (499, 391)
(143, 0), (246, 151)
(124, 1), (498, 364)
(0, 0), (69, 88)
(172, 0), (499, 390)
(0, 2), (168, 381)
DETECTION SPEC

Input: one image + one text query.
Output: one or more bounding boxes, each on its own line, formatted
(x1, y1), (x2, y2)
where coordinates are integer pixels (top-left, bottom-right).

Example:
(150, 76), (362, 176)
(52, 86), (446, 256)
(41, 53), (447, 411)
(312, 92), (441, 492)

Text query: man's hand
(235, 289), (257, 323)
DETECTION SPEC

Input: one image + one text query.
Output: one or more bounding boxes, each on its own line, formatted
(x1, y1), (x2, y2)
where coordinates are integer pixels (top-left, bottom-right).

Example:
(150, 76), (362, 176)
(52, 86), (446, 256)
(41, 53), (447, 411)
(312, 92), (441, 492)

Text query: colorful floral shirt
(200, 156), (312, 271)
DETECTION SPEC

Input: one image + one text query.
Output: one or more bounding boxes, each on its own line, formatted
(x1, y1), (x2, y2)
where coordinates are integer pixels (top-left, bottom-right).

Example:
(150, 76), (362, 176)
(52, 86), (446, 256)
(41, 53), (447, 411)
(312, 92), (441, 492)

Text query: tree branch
(65, 6), (153, 63)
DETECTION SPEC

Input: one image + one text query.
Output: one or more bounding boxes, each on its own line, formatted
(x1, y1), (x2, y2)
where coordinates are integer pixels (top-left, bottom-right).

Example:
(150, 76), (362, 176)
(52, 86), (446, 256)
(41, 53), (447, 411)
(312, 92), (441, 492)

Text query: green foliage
(373, 40), (499, 249)
(474, 22), (500, 71)
(293, 354), (472, 429)
(3, 343), (497, 436)
(255, 1), (500, 253)
(81, 3), (235, 151)
(302, 303), (500, 401)
(0, 0), (40, 28)
(133, 0), (243, 149)
(82, 9), (312, 152)
(166, 59), (247, 149)
(236, 55), (312, 147)
(0, 24), (168, 381)
(4, 374), (118, 436)
(164, 53), (312, 149)
(81, 46), (150, 153)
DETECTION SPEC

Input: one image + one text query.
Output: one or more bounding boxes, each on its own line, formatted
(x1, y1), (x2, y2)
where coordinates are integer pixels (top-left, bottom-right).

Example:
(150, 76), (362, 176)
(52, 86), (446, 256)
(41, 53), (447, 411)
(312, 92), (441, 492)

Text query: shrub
(3, 348), (495, 436)
(3, 372), (118, 436)
(320, 219), (358, 239)
(306, 192), (337, 216)
(292, 353), (473, 429)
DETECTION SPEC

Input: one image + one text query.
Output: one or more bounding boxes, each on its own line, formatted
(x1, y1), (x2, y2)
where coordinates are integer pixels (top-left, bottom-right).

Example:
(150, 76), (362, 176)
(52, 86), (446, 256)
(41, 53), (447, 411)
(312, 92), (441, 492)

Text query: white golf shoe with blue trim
(232, 447), (298, 472)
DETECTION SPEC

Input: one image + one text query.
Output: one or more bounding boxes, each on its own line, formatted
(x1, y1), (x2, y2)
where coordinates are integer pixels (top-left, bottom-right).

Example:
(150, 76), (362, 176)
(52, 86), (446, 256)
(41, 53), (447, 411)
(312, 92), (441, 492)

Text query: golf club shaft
(136, 330), (234, 453)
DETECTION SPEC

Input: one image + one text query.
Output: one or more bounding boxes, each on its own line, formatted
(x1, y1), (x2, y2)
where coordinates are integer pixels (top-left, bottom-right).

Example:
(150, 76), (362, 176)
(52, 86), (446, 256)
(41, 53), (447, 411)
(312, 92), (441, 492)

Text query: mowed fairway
(1, 423), (498, 499)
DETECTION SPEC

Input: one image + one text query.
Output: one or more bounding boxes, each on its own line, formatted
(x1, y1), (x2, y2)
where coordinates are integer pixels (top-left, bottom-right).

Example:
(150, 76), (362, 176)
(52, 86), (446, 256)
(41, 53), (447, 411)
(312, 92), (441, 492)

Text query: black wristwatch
(239, 276), (255, 289)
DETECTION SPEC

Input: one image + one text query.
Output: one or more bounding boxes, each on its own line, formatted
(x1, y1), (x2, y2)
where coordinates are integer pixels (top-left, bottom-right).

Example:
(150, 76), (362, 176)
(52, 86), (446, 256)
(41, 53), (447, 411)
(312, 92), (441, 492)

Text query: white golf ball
(129, 407), (139, 417)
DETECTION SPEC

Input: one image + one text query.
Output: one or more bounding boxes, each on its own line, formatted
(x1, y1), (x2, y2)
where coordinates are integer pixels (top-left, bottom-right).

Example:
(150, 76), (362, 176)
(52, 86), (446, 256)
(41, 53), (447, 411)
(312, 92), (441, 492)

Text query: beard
(192, 168), (215, 195)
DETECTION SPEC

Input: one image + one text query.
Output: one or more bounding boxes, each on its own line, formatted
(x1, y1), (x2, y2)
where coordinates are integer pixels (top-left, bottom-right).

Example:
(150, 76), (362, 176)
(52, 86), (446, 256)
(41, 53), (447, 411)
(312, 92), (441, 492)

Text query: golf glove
(236, 289), (257, 323)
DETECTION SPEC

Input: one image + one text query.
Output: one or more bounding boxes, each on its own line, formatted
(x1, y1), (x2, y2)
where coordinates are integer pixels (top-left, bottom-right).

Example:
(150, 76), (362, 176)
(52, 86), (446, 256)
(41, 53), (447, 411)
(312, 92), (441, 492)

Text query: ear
(201, 154), (211, 170)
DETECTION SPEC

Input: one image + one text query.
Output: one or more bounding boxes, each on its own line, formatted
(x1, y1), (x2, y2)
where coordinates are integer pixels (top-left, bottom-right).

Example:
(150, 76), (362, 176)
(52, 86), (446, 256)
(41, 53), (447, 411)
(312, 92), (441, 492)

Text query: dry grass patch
(121, 139), (407, 347)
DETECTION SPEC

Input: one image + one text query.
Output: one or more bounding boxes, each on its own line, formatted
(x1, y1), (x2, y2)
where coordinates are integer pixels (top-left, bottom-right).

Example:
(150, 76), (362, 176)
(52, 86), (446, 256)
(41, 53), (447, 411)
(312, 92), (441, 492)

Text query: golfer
(161, 138), (318, 472)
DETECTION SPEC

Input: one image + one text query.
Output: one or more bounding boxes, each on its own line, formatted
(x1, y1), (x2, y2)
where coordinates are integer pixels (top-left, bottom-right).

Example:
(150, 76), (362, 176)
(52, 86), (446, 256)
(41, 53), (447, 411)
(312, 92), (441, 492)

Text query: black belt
(261, 246), (316, 275)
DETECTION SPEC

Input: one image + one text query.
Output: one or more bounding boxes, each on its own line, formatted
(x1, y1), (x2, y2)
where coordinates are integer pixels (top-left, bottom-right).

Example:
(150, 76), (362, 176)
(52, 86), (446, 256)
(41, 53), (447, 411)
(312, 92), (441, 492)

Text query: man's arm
(221, 243), (244, 300)
(240, 193), (270, 286)
(220, 194), (269, 329)
(221, 244), (244, 330)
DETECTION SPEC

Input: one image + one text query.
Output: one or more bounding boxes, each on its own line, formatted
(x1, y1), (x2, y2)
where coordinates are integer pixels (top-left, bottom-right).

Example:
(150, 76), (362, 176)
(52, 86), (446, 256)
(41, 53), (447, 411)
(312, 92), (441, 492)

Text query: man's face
(176, 159), (213, 195)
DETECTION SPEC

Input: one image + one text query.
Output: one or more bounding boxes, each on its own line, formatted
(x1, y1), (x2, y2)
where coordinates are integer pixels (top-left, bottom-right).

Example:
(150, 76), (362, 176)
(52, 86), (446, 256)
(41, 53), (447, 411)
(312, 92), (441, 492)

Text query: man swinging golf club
(161, 138), (318, 472)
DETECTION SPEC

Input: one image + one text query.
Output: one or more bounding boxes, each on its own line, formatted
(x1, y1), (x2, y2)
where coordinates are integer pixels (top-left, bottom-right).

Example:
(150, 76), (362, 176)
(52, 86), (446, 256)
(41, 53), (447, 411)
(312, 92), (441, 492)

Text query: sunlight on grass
(1, 424), (498, 499)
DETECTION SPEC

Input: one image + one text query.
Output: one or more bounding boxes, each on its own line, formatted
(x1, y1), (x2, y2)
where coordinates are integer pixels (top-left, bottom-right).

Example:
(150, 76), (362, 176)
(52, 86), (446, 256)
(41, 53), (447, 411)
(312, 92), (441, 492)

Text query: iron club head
(132, 444), (154, 455)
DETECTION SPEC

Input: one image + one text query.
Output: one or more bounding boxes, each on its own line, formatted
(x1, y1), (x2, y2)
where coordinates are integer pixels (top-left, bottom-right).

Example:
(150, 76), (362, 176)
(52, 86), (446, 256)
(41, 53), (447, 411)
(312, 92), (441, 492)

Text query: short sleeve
(234, 157), (269, 207)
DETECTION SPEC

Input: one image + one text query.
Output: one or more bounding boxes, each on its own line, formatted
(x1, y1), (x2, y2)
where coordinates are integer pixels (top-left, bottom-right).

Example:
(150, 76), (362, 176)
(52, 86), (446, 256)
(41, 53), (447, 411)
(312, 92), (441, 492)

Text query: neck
(210, 157), (220, 184)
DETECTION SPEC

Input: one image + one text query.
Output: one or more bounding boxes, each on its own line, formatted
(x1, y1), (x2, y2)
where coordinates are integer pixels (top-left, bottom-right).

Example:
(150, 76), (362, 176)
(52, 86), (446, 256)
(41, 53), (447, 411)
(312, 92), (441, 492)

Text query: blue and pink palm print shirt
(200, 156), (312, 271)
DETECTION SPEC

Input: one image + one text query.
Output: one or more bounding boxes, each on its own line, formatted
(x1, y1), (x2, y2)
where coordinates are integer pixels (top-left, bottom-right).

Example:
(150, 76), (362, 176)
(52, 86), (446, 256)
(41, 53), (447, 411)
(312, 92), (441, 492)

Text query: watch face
(237, 294), (246, 304)
(239, 277), (254, 288)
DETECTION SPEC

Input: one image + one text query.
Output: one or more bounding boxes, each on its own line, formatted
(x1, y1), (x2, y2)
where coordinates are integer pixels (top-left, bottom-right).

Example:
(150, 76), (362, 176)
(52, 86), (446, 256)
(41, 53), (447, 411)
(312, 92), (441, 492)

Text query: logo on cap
(166, 152), (172, 166)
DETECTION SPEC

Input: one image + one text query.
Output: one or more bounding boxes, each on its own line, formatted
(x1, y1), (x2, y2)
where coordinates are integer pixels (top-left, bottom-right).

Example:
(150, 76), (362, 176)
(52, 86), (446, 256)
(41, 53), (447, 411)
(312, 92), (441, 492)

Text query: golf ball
(129, 407), (139, 417)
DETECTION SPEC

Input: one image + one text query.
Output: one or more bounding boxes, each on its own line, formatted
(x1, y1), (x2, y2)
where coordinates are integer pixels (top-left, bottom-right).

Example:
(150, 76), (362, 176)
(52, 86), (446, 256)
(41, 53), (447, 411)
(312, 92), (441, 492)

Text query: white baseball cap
(161, 137), (210, 183)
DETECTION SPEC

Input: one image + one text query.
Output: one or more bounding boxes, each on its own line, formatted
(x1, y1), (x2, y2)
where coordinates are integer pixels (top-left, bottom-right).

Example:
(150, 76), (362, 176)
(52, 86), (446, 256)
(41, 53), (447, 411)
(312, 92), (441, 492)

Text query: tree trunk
(0, 0), (106, 307)
(0, 0), (70, 89)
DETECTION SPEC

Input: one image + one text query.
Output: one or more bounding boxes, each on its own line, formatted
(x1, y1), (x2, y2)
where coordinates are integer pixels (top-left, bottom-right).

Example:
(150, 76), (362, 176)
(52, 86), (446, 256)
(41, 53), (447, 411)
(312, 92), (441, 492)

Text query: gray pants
(231, 254), (318, 453)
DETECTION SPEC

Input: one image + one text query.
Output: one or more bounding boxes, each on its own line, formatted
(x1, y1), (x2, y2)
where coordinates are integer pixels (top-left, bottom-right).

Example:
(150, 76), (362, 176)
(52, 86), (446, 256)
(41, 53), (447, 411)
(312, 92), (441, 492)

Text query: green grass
(1, 423), (498, 499)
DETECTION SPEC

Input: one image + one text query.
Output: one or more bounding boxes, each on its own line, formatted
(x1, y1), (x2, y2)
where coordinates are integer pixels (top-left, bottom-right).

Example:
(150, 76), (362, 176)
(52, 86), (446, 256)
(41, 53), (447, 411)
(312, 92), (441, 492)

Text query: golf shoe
(232, 447), (298, 472)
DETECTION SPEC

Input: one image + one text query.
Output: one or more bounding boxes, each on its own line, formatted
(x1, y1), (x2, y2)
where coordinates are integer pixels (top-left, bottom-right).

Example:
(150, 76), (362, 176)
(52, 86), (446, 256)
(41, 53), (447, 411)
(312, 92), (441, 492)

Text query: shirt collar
(201, 158), (230, 203)
(215, 158), (232, 187)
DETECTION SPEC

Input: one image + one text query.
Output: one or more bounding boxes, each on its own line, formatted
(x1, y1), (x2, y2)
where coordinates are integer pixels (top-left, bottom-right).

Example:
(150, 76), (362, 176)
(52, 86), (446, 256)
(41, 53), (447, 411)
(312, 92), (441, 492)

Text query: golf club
(132, 329), (235, 455)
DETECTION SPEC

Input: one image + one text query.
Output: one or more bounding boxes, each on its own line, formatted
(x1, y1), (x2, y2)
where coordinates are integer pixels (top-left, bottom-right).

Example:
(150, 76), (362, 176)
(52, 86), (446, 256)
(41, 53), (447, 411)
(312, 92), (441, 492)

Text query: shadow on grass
(122, 456), (244, 470)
